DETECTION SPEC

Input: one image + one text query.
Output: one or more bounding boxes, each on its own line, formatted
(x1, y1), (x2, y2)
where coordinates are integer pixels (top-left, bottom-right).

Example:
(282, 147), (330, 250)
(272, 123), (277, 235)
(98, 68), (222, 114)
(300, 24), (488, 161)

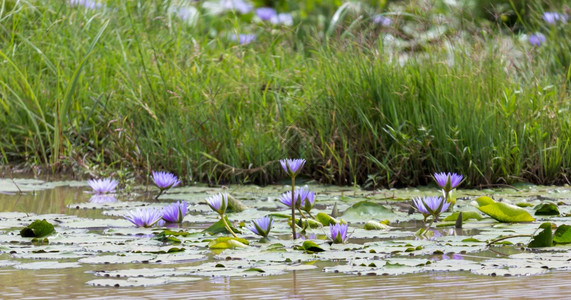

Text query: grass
(0, 0), (569, 187)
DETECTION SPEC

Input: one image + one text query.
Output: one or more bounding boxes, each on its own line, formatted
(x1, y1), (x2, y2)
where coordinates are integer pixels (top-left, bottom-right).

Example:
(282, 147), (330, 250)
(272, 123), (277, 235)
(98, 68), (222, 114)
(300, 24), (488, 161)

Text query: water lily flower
(278, 190), (300, 208)
(280, 158), (306, 178)
(206, 193), (228, 215)
(433, 172), (463, 192)
(528, 33), (546, 46)
(152, 171), (181, 190)
(256, 7), (276, 21)
(413, 196), (450, 219)
(543, 12), (568, 24)
(298, 187), (316, 213)
(89, 195), (117, 204)
(329, 223), (349, 244)
(124, 207), (164, 227)
(88, 178), (118, 194)
(372, 15), (392, 26)
(247, 216), (274, 237)
(162, 201), (188, 223)
(270, 13), (293, 26)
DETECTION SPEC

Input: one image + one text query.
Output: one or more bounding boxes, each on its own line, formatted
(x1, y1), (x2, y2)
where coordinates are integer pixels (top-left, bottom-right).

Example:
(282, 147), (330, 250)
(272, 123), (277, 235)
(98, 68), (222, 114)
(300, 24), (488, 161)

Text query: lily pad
(478, 202), (535, 223)
(553, 224), (571, 244)
(342, 201), (395, 222)
(443, 211), (482, 222)
(20, 219), (55, 238)
(528, 223), (553, 248)
(87, 277), (200, 287)
(534, 202), (560, 216)
(208, 237), (249, 249)
(203, 216), (241, 235)
(363, 220), (391, 230)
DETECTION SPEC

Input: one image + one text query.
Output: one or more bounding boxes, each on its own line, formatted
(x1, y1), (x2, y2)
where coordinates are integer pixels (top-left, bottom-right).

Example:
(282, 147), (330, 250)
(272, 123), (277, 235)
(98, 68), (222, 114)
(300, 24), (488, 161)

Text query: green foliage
(20, 219), (55, 238)
(553, 225), (571, 245)
(363, 220), (390, 230)
(342, 201), (393, 221)
(203, 216), (241, 235)
(315, 212), (341, 226)
(443, 211), (483, 222)
(208, 237), (249, 249)
(0, 1), (569, 188)
(534, 202), (560, 216)
(477, 198), (535, 223)
(528, 222), (553, 248)
(298, 240), (325, 253)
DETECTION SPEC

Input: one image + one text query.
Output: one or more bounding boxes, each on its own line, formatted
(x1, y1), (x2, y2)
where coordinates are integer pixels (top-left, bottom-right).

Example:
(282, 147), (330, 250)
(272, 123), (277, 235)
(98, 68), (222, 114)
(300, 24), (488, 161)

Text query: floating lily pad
(553, 224), (571, 244)
(443, 211), (482, 222)
(208, 237), (249, 249)
(14, 261), (82, 270)
(363, 220), (391, 230)
(20, 219), (55, 238)
(534, 202), (560, 216)
(342, 201), (395, 222)
(528, 222), (553, 248)
(87, 277), (201, 287)
(478, 201), (535, 223)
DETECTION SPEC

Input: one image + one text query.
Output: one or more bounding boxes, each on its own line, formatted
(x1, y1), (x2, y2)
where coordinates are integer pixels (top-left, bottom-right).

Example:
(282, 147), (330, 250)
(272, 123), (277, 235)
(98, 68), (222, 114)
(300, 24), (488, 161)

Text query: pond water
(0, 178), (570, 298)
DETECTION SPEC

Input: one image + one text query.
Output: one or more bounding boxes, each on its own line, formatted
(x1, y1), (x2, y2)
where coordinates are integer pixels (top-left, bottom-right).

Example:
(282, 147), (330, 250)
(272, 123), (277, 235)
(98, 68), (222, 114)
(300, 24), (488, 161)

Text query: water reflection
(89, 195), (117, 204)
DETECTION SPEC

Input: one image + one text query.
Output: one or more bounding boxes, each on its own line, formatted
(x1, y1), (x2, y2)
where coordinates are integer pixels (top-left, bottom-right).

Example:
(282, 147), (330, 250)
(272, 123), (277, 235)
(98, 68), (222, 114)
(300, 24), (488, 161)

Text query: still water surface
(0, 180), (570, 299)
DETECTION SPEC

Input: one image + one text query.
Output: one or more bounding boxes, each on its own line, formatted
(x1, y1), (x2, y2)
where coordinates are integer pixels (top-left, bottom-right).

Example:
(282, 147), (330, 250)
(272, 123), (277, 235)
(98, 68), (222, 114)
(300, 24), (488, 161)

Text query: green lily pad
(553, 224), (571, 244)
(363, 220), (391, 230)
(87, 277), (201, 287)
(315, 212), (341, 226)
(342, 201), (394, 222)
(443, 212), (482, 222)
(478, 201), (535, 223)
(299, 240), (326, 253)
(476, 196), (495, 206)
(208, 237), (249, 249)
(203, 216), (241, 235)
(528, 223), (553, 248)
(20, 219), (55, 238)
(534, 202), (560, 216)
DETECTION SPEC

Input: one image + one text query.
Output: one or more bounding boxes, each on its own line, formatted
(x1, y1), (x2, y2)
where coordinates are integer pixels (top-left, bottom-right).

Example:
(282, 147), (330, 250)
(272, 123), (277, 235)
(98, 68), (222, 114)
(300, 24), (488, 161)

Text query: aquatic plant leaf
(315, 212), (340, 226)
(363, 220), (390, 230)
(342, 201), (394, 222)
(208, 237), (249, 249)
(534, 202), (560, 216)
(227, 194), (248, 212)
(528, 223), (553, 248)
(20, 219), (55, 238)
(478, 202), (535, 223)
(476, 196), (495, 206)
(553, 225), (571, 244)
(87, 277), (200, 287)
(300, 241), (325, 253)
(14, 261), (81, 270)
(443, 211), (482, 222)
(203, 216), (241, 235)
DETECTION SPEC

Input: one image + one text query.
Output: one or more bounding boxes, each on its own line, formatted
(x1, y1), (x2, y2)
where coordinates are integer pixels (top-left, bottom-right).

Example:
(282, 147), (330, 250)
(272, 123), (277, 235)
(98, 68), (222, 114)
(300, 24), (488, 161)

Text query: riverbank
(0, 1), (569, 187)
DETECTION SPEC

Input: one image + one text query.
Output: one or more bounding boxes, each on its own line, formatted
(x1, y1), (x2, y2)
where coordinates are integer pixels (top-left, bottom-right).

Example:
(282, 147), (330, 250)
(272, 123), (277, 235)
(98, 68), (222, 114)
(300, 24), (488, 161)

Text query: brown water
(1, 181), (570, 299)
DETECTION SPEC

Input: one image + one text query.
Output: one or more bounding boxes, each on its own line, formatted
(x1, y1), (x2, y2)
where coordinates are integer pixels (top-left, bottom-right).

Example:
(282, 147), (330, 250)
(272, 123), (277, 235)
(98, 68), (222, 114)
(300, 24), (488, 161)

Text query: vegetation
(0, 0), (569, 187)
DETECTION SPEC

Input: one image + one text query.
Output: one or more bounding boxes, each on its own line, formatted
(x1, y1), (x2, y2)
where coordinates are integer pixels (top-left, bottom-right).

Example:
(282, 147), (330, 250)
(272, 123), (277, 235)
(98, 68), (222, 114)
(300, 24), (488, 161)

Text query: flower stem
(221, 214), (238, 238)
(297, 208), (308, 220)
(291, 176), (296, 240)
(486, 234), (532, 247)
(154, 188), (165, 201)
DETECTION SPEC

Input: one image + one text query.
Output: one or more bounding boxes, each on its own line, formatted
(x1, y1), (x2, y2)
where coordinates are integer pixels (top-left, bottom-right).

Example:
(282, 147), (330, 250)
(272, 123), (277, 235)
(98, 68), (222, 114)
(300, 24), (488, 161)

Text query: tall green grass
(0, 1), (569, 187)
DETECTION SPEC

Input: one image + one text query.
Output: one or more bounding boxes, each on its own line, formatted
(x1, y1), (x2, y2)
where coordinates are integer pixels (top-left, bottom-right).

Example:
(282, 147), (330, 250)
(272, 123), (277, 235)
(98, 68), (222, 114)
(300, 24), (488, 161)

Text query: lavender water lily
(206, 193), (237, 238)
(280, 158), (306, 240)
(152, 171), (181, 200)
(247, 216), (273, 238)
(162, 201), (188, 223)
(124, 207), (164, 228)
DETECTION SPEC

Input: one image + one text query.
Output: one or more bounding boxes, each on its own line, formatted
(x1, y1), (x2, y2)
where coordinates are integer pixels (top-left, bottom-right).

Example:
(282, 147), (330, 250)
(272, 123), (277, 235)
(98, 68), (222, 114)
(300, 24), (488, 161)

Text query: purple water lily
(124, 207), (164, 228)
(280, 158), (305, 177)
(162, 201), (188, 223)
(433, 172), (463, 191)
(413, 196), (450, 217)
(528, 33), (546, 46)
(329, 223), (349, 244)
(278, 190), (299, 208)
(152, 171), (181, 190)
(206, 193), (228, 215)
(298, 187), (315, 213)
(88, 178), (118, 194)
(256, 7), (276, 21)
(247, 216), (274, 237)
